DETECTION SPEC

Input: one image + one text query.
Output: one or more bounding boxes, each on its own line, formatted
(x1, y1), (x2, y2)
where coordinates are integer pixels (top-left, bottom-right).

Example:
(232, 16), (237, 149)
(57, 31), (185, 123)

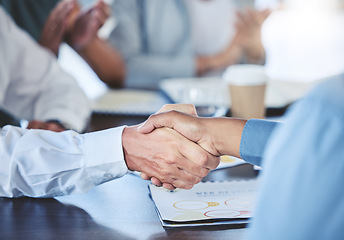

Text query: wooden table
(0, 113), (260, 240)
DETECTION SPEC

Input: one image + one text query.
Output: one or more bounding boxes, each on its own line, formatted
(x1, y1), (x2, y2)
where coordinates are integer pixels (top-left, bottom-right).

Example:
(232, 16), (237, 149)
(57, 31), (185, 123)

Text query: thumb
(138, 111), (176, 134)
(137, 119), (156, 134)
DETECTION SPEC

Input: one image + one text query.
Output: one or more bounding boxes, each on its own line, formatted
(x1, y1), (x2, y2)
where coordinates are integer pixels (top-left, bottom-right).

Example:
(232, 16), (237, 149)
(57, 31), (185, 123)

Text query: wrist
(122, 125), (138, 171)
(205, 118), (247, 157)
(196, 56), (216, 75)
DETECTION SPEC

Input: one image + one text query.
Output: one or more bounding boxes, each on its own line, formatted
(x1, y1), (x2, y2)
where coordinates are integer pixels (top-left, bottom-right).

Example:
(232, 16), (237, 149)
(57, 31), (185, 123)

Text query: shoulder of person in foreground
(245, 73), (344, 240)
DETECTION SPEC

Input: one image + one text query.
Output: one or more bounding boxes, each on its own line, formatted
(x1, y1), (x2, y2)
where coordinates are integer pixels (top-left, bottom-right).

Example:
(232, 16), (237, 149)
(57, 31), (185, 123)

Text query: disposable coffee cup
(223, 64), (268, 119)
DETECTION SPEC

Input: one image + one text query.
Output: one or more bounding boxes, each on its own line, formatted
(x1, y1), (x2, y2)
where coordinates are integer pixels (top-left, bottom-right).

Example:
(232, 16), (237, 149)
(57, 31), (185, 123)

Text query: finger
(179, 138), (221, 170)
(138, 112), (174, 134)
(173, 138), (213, 177)
(141, 174), (163, 188)
(156, 104), (197, 116)
(94, 0), (111, 20)
(162, 183), (176, 191)
(145, 160), (202, 187)
(150, 177), (163, 187)
(91, 9), (107, 28)
(27, 120), (45, 130)
(51, 0), (77, 22)
(140, 172), (150, 180)
(45, 123), (65, 132)
(169, 179), (195, 190)
(139, 154), (202, 188)
(149, 128), (209, 178)
(48, 1), (77, 34)
(138, 111), (186, 134)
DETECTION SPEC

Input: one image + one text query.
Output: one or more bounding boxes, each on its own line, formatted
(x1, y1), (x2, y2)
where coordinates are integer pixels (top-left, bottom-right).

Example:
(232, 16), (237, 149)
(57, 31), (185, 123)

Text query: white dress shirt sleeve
(0, 125), (128, 198)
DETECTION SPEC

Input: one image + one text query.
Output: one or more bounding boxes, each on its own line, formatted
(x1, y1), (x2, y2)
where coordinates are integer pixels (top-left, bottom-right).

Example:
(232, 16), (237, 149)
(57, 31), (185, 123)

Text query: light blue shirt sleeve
(246, 75), (344, 240)
(239, 119), (279, 166)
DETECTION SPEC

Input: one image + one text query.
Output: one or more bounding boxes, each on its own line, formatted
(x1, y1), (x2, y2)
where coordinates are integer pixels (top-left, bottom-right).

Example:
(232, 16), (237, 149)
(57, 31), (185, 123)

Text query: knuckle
(186, 104), (196, 115)
(184, 174), (201, 185)
(201, 168), (210, 178)
(165, 154), (178, 165)
(197, 151), (209, 167)
(160, 168), (170, 178)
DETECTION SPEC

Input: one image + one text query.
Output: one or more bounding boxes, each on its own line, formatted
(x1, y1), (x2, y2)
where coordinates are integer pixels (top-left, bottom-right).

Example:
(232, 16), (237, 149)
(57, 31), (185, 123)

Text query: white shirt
(0, 125), (128, 198)
(189, 0), (237, 56)
(0, 7), (128, 198)
(0, 7), (90, 132)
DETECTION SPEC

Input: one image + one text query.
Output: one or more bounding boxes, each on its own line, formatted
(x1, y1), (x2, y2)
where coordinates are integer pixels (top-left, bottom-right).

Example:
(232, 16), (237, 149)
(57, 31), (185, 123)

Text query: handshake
(122, 104), (247, 190)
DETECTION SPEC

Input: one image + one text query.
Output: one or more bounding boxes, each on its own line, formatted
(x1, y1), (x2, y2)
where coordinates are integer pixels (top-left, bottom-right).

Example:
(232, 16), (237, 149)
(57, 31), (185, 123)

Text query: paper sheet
(149, 179), (259, 227)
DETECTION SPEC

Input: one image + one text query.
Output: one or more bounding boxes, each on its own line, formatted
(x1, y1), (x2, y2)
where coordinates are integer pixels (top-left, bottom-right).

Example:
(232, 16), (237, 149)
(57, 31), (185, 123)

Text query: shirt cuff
(239, 119), (279, 166)
(83, 126), (128, 186)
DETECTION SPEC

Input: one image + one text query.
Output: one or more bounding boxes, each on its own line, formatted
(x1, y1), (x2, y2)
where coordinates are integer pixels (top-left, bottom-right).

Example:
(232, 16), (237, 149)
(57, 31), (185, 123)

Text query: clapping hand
(65, 0), (110, 51)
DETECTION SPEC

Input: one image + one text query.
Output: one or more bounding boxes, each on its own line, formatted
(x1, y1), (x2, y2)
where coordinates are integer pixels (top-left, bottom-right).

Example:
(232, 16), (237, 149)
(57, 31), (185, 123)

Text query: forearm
(0, 126), (127, 198)
(203, 118), (247, 158)
(196, 42), (242, 75)
(76, 37), (126, 88)
(244, 43), (266, 64)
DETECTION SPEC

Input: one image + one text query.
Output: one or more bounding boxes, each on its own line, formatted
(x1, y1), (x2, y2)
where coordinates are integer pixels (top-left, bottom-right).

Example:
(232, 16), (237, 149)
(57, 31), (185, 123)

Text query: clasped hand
(122, 104), (221, 191)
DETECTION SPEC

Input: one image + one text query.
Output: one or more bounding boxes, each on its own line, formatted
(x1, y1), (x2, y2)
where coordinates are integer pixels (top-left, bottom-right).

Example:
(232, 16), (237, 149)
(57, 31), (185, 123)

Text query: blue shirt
(239, 74), (344, 240)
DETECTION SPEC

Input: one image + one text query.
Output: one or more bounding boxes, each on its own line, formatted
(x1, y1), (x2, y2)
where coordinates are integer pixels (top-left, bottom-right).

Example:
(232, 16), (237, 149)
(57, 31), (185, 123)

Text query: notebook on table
(92, 89), (171, 116)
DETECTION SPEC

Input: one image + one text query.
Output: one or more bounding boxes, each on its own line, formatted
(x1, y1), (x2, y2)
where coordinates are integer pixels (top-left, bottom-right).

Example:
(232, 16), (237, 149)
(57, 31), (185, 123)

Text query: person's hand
(234, 8), (271, 63)
(27, 120), (66, 132)
(138, 110), (247, 190)
(139, 111), (220, 156)
(39, 0), (79, 56)
(123, 124), (220, 191)
(155, 104), (198, 115)
(66, 0), (110, 51)
(139, 111), (220, 190)
(140, 104), (199, 187)
(196, 41), (242, 76)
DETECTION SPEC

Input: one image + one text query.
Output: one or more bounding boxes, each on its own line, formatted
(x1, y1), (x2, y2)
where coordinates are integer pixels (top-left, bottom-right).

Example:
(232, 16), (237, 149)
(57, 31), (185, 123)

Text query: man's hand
(139, 104), (200, 189)
(66, 0), (110, 51)
(39, 0), (79, 56)
(155, 104), (198, 116)
(122, 125), (220, 190)
(139, 111), (221, 156)
(27, 120), (66, 132)
(234, 9), (271, 63)
(138, 110), (247, 172)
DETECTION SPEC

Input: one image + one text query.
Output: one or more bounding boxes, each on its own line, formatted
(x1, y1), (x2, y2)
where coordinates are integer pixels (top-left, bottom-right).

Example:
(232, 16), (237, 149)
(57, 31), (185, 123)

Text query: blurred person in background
(109, 0), (270, 90)
(0, 6), (90, 132)
(0, 0), (125, 88)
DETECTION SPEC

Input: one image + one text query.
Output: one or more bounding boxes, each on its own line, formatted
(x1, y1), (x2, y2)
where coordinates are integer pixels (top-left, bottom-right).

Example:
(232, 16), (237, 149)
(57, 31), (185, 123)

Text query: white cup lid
(223, 64), (268, 86)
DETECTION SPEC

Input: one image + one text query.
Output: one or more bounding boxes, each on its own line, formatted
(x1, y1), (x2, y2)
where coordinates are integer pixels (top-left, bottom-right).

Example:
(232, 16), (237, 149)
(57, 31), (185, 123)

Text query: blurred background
(66, 0), (344, 117)
(4, 0), (344, 117)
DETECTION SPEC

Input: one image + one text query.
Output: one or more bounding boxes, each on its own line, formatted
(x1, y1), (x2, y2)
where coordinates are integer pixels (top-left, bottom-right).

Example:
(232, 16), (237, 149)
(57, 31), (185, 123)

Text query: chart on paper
(149, 179), (259, 227)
